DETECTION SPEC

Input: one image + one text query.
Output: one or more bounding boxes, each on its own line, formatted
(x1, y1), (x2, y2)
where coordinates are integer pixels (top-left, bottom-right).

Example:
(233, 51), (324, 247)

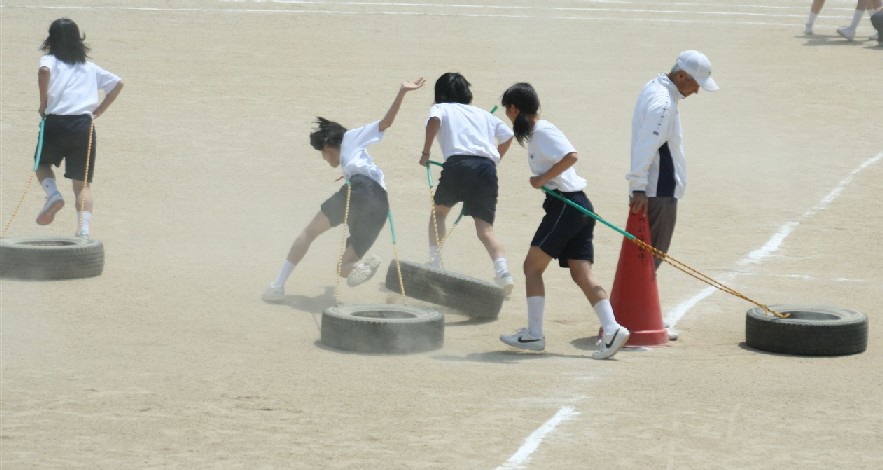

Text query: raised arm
(378, 77), (425, 132)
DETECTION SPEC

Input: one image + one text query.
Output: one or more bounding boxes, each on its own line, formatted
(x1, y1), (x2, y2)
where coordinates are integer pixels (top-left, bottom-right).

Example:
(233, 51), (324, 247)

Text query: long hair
(434, 72), (472, 105)
(501, 82), (540, 146)
(309, 117), (347, 150)
(40, 18), (89, 64)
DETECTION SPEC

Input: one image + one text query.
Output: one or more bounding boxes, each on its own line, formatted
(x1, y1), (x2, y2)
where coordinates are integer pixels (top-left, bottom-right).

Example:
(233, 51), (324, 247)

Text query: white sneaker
(870, 31), (879, 41)
(36, 192), (64, 225)
(495, 272), (515, 296)
(262, 286), (285, 303)
(347, 254), (381, 287)
(74, 229), (89, 240)
(500, 328), (545, 351)
(592, 326), (630, 360)
(804, 24), (813, 35)
(427, 256), (442, 269)
(836, 26), (855, 41)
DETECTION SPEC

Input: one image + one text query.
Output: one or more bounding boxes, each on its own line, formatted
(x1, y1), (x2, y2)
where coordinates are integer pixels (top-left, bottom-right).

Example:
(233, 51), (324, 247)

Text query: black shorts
(531, 190), (595, 267)
(321, 174), (389, 258)
(433, 155), (498, 225)
(34, 114), (96, 183)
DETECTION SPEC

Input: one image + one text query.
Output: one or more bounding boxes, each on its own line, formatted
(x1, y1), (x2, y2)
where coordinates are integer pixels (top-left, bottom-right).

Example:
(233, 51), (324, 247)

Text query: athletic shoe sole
(36, 198), (64, 225)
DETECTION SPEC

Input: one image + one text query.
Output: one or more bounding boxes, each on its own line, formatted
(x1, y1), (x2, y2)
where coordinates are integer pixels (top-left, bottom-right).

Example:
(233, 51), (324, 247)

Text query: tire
(0, 236), (104, 280)
(385, 260), (505, 320)
(321, 304), (444, 354)
(745, 304), (868, 356)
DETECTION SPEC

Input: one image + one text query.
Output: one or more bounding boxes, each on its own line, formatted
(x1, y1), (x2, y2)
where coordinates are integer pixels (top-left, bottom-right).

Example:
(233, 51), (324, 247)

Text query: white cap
(676, 50), (719, 92)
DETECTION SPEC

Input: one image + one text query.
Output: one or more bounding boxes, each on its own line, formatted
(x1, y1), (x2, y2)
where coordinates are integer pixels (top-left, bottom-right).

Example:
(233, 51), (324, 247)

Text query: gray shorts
(648, 196), (678, 270)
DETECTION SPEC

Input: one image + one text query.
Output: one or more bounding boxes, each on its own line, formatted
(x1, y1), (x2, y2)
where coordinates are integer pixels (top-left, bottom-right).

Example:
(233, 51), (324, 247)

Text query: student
(836, 0), (882, 41)
(497, 82), (629, 360)
(34, 18), (124, 239)
(419, 72), (516, 294)
(262, 78), (426, 303)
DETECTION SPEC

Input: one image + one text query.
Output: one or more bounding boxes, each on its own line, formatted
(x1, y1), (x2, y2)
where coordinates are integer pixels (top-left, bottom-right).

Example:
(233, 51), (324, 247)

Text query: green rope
(387, 210), (397, 244)
(33, 116), (46, 171)
(540, 187), (635, 241)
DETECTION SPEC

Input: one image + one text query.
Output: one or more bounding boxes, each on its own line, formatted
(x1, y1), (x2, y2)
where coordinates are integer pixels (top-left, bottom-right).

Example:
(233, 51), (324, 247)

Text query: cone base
(626, 328), (669, 347)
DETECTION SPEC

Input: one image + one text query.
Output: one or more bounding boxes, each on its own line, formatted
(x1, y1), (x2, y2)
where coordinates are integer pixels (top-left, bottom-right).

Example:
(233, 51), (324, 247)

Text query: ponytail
(501, 82), (540, 146)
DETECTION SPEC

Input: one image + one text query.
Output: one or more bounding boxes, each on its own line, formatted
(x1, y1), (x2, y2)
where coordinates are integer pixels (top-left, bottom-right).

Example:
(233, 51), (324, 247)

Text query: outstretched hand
(401, 77), (426, 92)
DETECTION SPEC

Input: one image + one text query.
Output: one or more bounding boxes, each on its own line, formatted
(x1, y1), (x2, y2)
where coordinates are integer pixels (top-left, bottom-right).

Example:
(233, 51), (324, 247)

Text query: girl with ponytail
(498, 82), (630, 360)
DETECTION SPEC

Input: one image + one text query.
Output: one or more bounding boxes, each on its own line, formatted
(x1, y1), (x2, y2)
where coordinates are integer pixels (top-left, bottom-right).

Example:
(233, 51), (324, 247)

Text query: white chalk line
(0, 1), (831, 27)
(666, 152), (883, 328)
(498, 406), (580, 470)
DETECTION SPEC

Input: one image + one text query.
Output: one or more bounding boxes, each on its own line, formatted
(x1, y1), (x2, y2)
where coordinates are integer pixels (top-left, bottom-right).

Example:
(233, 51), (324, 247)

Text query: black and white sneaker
(500, 328), (545, 351)
(592, 326), (630, 360)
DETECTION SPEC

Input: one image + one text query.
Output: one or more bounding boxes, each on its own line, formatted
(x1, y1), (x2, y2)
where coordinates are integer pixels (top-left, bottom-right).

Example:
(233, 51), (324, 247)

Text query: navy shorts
(34, 114), (96, 183)
(433, 155), (498, 224)
(321, 174), (389, 258)
(531, 190), (595, 267)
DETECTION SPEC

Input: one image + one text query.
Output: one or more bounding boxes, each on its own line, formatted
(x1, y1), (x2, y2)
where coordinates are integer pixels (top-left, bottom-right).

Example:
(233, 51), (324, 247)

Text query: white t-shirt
(340, 121), (386, 189)
(40, 54), (121, 116)
(528, 120), (587, 192)
(428, 103), (514, 164)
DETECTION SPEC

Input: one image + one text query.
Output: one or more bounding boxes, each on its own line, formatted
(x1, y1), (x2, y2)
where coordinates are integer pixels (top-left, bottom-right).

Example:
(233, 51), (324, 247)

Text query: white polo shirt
(627, 73), (686, 198)
(340, 121), (386, 189)
(428, 103), (514, 164)
(528, 120), (587, 192)
(40, 54), (121, 116)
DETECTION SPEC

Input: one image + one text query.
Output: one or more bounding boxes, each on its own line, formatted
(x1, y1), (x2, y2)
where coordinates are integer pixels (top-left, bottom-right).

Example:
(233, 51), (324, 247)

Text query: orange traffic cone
(608, 209), (668, 346)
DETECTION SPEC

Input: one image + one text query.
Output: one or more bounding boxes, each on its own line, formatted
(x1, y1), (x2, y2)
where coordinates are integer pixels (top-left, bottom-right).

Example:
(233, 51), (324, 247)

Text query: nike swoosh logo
(604, 330), (621, 348)
(518, 338), (541, 343)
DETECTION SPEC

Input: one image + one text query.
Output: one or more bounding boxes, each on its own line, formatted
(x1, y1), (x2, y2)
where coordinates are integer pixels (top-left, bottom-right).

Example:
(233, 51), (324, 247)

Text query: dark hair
(40, 18), (89, 65)
(501, 82), (540, 146)
(434, 72), (473, 104)
(310, 117), (347, 150)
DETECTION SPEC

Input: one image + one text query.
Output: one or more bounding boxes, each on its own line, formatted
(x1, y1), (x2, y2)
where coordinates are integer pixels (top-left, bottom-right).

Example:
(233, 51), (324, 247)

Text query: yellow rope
(76, 119), (94, 233)
(334, 180), (352, 306)
(428, 184), (445, 270)
(1, 173), (35, 237)
(630, 237), (788, 318)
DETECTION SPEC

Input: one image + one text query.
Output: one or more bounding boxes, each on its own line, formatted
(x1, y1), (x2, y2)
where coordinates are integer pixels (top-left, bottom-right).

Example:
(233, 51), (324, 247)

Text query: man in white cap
(627, 50), (719, 272)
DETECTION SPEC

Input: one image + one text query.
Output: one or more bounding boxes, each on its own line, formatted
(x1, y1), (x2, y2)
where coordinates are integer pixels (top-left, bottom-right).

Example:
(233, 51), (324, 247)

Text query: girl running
(497, 82), (629, 359)
(34, 18), (124, 239)
(419, 72), (516, 294)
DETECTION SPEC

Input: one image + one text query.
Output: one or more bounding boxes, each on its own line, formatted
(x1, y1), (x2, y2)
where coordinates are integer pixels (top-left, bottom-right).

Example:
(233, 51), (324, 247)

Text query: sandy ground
(1, 0), (882, 468)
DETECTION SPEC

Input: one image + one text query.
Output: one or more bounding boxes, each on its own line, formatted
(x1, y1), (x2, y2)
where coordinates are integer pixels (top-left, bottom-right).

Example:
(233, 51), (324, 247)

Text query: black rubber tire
(385, 260), (505, 319)
(321, 304), (444, 354)
(745, 304), (868, 356)
(0, 236), (104, 280)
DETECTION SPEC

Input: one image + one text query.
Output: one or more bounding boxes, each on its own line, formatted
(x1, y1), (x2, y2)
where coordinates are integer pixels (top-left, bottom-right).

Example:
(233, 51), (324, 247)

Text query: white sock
(849, 9), (863, 29)
(429, 245), (440, 261)
(527, 296), (545, 338)
(41, 178), (58, 196)
(271, 260), (296, 289)
(593, 299), (621, 336)
(493, 257), (509, 277)
(807, 12), (818, 26)
(78, 211), (92, 234)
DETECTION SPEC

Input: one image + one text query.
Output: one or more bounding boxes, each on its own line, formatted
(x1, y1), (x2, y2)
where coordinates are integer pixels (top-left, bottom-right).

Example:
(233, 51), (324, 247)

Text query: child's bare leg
(568, 259), (621, 336)
(287, 211), (332, 264)
(474, 218), (505, 261)
(428, 204), (451, 265)
(524, 246), (552, 297)
(72, 180), (93, 213)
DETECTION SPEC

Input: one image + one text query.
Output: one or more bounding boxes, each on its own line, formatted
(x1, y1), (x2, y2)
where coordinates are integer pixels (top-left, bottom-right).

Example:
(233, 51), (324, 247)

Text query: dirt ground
(1, 0), (882, 468)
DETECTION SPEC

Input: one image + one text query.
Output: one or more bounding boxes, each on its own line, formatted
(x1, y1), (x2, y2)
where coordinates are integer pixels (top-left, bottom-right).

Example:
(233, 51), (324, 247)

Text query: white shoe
(500, 328), (545, 351)
(495, 272), (515, 296)
(836, 26), (855, 41)
(870, 31), (879, 41)
(427, 256), (442, 269)
(36, 192), (64, 225)
(262, 286), (285, 303)
(592, 326), (630, 360)
(804, 24), (813, 35)
(347, 254), (381, 287)
(74, 229), (89, 240)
